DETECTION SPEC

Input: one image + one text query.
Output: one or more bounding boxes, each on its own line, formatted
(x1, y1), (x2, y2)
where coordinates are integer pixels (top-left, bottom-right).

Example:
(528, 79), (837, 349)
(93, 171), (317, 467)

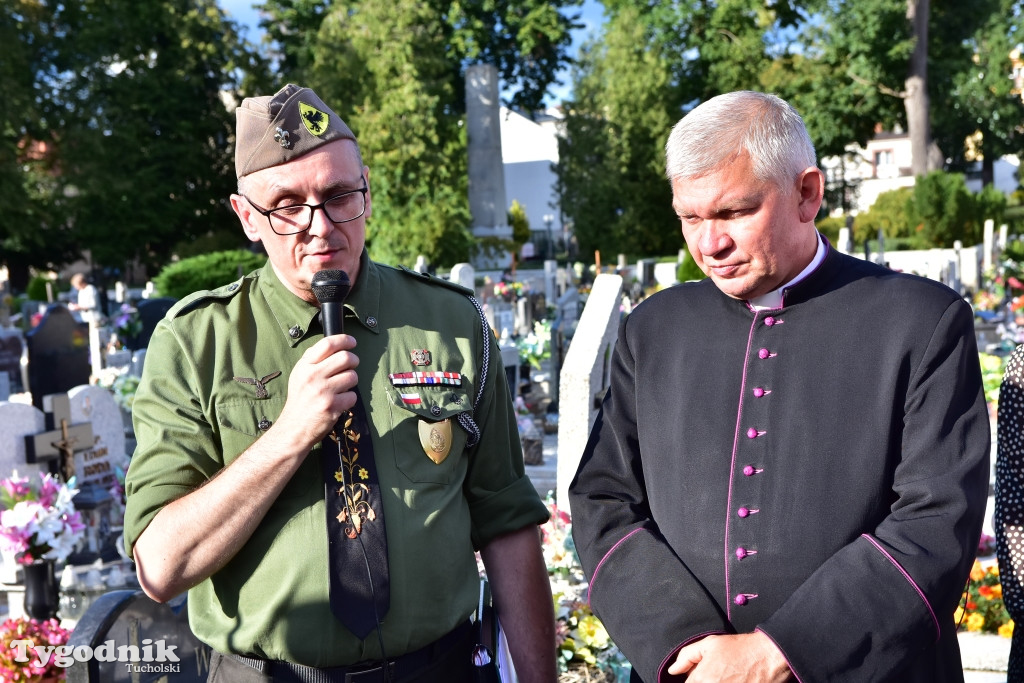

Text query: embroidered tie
(321, 388), (390, 639)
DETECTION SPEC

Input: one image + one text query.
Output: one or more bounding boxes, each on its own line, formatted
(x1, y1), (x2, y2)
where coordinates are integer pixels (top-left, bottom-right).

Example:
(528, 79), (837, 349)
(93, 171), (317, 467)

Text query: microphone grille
(310, 269), (350, 304)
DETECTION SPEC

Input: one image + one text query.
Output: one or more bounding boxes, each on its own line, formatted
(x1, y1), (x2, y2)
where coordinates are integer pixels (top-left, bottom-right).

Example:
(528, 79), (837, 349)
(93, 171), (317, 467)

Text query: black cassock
(570, 246), (990, 682)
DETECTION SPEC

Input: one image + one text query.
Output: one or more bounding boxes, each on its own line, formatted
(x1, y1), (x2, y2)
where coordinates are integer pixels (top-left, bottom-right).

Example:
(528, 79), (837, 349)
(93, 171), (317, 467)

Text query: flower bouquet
(0, 616), (71, 682)
(0, 473), (85, 565)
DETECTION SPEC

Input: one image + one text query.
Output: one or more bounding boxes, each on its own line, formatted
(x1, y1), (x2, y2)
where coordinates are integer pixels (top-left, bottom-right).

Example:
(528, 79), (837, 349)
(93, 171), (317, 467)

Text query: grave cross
(24, 393), (93, 482)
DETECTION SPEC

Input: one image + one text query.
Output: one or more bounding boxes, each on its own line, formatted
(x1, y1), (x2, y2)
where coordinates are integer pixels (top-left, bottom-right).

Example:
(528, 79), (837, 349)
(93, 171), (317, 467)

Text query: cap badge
(273, 126), (291, 149)
(410, 349), (431, 367)
(299, 101), (329, 136)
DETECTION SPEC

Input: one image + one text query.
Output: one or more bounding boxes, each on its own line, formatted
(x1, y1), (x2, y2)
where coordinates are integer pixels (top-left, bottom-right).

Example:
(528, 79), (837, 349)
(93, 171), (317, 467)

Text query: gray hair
(665, 91), (817, 192)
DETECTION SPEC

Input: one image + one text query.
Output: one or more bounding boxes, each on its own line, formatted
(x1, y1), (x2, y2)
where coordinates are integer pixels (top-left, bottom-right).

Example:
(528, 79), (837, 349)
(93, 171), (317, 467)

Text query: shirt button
(764, 316), (775, 326)
(258, 418), (272, 431)
(288, 325), (302, 339)
(752, 387), (765, 398)
(746, 427), (760, 439)
(743, 465), (756, 476)
(430, 405), (442, 417)
(736, 547), (748, 560)
(366, 316), (378, 328)
(734, 594), (748, 606)
(758, 348), (771, 359)
(738, 507), (750, 518)
(228, 283), (239, 292)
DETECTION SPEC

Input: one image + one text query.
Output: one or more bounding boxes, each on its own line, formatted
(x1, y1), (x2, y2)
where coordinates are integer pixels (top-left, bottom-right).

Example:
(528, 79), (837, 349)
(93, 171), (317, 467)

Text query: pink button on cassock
(764, 316), (776, 326)
(752, 387), (765, 398)
(758, 348), (770, 359)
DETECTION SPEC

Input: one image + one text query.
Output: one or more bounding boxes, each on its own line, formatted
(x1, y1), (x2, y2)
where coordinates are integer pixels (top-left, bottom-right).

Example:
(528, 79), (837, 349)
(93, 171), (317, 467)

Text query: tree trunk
(905, 0), (941, 175)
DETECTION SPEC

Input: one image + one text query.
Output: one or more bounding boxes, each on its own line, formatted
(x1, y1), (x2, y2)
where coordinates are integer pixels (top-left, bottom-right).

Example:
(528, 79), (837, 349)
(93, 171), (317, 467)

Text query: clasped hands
(668, 631), (794, 682)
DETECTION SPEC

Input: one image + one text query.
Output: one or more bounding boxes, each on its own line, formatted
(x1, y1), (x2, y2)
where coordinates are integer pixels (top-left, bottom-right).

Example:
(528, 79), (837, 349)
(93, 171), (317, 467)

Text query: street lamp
(543, 214), (554, 260)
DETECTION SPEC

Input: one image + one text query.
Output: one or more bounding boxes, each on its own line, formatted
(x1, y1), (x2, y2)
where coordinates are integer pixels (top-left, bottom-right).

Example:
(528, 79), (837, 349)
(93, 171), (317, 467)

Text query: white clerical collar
(748, 232), (826, 311)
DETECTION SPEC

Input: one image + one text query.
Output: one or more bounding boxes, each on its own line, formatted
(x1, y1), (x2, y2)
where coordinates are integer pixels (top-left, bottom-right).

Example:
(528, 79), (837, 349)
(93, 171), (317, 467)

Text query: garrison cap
(235, 84), (356, 178)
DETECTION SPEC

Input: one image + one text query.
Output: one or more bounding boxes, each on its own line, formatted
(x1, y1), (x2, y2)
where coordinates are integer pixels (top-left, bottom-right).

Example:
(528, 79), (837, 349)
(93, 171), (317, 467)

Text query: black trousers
(207, 624), (476, 683)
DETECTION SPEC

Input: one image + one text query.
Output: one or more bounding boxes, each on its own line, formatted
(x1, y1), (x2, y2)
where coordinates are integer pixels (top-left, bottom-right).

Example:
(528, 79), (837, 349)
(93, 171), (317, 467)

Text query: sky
(217, 0), (606, 106)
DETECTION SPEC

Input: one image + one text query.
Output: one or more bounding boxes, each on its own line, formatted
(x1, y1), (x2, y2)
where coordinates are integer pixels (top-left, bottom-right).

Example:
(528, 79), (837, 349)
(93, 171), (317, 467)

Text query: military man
(125, 84), (555, 682)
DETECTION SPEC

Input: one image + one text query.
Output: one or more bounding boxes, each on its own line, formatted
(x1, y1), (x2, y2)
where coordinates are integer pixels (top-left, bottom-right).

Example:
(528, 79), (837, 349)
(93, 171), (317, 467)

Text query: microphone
(311, 269), (350, 336)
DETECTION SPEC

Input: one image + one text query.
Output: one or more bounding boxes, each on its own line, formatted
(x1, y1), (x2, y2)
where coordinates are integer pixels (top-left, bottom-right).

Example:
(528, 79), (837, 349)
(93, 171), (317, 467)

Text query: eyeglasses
(244, 180), (368, 235)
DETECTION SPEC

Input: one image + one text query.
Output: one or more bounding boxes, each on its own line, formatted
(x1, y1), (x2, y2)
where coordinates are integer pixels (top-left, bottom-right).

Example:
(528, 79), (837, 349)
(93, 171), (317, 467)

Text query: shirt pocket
(213, 398), (321, 497)
(386, 385), (471, 485)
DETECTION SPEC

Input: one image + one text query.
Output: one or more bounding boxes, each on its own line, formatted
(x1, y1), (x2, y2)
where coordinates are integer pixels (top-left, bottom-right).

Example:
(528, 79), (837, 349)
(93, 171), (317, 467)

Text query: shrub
(25, 275), (58, 303)
(676, 249), (706, 283)
(152, 250), (267, 299)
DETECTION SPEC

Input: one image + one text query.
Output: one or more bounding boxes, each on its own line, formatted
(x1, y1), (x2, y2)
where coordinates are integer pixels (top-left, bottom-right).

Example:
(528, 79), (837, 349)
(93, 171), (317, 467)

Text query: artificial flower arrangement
(541, 496), (630, 680)
(0, 616), (72, 682)
(94, 366), (141, 412)
(493, 280), (525, 303)
(0, 473), (85, 565)
(957, 559), (1014, 638)
(518, 320), (552, 370)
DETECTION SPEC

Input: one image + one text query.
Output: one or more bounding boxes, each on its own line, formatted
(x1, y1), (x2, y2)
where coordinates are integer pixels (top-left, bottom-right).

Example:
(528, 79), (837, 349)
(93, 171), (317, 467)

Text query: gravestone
(493, 303), (515, 339)
(0, 401), (49, 481)
(26, 305), (90, 410)
(0, 330), (26, 395)
(67, 590), (211, 683)
(126, 297), (175, 351)
(450, 262), (475, 291)
(983, 219), (995, 274)
(68, 386), (127, 486)
(557, 273), (624, 512)
(25, 393), (94, 482)
(515, 297), (532, 337)
(543, 260), (558, 304)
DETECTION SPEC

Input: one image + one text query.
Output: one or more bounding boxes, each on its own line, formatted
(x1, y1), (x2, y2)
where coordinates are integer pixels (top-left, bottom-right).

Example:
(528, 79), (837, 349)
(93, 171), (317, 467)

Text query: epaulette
(166, 276), (247, 319)
(397, 265), (474, 297)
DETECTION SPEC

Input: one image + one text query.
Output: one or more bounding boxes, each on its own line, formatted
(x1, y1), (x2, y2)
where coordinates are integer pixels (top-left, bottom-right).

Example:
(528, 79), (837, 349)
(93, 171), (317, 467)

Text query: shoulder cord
(457, 294), (489, 447)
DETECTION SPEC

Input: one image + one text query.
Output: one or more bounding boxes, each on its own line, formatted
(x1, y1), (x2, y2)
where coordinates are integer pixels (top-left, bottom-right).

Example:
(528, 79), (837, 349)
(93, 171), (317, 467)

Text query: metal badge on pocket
(418, 418), (452, 464)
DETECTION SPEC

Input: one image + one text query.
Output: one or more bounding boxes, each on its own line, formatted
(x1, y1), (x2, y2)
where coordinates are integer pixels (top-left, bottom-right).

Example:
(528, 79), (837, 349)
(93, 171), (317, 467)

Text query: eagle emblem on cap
(298, 101), (329, 137)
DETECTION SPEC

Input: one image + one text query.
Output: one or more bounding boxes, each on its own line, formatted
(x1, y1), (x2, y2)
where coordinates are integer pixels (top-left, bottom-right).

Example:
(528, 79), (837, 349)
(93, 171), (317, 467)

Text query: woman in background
(996, 344), (1024, 680)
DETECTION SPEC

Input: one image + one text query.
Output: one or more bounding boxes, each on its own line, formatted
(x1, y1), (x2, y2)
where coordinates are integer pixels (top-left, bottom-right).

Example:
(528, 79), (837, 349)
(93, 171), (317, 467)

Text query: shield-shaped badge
(418, 418), (452, 464)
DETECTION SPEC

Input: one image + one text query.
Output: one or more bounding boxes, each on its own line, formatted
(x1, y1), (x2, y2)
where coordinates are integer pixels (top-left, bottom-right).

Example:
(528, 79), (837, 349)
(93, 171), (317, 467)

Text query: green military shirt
(124, 253), (548, 667)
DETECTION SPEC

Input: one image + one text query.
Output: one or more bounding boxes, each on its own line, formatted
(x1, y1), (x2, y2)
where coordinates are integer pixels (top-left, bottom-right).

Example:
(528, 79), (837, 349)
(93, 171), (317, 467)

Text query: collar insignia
(233, 371), (283, 399)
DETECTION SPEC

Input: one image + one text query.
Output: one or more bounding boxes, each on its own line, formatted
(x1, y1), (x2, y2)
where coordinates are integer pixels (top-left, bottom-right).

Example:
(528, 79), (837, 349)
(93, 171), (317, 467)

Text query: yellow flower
(577, 614), (610, 650)
(954, 606), (965, 623)
(358, 467), (369, 480)
(966, 613), (986, 632)
(988, 565), (1000, 577)
(1000, 621), (1015, 639)
(970, 561), (985, 582)
(334, 470), (344, 482)
(992, 584), (1003, 599)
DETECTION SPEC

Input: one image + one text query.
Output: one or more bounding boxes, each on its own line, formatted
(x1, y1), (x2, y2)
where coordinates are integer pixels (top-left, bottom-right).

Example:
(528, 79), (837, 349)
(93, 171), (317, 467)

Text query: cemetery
(1, 229), (1020, 681)
(2, 20), (1022, 682)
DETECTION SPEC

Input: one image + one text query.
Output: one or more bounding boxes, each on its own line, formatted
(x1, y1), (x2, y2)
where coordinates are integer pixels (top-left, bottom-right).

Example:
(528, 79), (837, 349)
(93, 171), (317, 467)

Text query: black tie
(321, 388), (390, 639)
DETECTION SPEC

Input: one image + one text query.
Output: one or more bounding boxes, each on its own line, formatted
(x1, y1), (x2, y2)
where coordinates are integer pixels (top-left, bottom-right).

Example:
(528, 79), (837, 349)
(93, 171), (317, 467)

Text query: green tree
(45, 0), (268, 280)
(0, 1), (74, 290)
(853, 187), (917, 245)
(908, 171), (980, 246)
(257, 0), (578, 268)
(508, 199), (531, 253)
(559, 0), (802, 259)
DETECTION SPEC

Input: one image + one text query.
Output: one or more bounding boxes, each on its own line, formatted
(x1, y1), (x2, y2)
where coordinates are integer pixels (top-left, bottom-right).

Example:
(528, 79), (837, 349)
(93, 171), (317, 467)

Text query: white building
(499, 107), (563, 260)
(821, 128), (1021, 216)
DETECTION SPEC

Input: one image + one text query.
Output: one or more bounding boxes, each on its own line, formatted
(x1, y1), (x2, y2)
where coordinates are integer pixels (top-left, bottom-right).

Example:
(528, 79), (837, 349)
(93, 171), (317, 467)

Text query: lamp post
(543, 214), (554, 259)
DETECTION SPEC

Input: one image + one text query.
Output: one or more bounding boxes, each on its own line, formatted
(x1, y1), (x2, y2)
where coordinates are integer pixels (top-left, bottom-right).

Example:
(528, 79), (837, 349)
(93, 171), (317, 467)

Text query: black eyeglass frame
(244, 179), (368, 235)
